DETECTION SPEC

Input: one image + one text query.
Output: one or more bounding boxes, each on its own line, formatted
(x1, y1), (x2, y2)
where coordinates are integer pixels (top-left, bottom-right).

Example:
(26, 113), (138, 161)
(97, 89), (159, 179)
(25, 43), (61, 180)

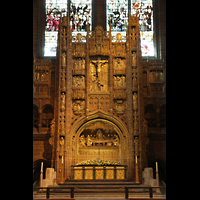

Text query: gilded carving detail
(72, 89), (85, 100)
(95, 168), (104, 179)
(74, 167), (83, 180)
(114, 76), (126, 87)
(106, 167), (114, 179)
(79, 129), (120, 148)
(113, 58), (126, 75)
(112, 43), (126, 58)
(88, 26), (110, 56)
(72, 58), (85, 75)
(84, 167), (93, 179)
(89, 58), (108, 93)
(116, 167), (125, 179)
(115, 100), (125, 115)
(73, 100), (84, 115)
(113, 89), (126, 100)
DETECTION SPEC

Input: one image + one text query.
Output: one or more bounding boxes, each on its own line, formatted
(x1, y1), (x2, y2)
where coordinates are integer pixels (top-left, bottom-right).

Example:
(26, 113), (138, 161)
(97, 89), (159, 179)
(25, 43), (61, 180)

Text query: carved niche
(112, 33), (126, 57)
(73, 100), (85, 115)
(72, 58), (86, 100)
(113, 58), (126, 75)
(72, 33), (86, 57)
(89, 58), (108, 93)
(88, 26), (110, 56)
(115, 100), (125, 115)
(149, 66), (164, 84)
(72, 58), (85, 75)
(113, 58), (126, 101)
(33, 59), (51, 98)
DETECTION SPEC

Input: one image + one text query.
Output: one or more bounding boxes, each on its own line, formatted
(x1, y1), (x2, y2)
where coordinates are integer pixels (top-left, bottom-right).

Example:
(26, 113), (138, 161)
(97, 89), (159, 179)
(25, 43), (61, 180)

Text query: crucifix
(91, 57), (108, 88)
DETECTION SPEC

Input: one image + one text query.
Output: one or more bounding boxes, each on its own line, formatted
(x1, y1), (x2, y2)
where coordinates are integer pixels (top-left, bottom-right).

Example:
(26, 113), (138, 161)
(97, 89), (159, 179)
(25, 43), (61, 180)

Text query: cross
(91, 57), (108, 78)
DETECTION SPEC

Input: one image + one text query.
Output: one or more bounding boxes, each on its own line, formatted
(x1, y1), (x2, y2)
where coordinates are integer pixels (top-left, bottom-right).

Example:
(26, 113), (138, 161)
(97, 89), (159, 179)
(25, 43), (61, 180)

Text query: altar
(71, 165), (127, 180)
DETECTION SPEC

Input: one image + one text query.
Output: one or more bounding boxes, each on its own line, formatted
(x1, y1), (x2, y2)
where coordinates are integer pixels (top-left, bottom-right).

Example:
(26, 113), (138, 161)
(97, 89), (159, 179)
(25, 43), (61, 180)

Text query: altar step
(60, 180), (140, 186)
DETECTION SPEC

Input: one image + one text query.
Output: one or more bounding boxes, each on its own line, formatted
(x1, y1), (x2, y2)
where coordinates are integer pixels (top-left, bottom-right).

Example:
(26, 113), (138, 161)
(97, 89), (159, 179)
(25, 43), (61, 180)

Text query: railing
(33, 185), (166, 199)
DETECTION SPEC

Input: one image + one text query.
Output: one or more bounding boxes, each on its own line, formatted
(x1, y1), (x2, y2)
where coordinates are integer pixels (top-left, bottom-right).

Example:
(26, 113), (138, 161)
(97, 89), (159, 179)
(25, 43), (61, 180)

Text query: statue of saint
(50, 118), (55, 135)
(60, 137), (64, 156)
(133, 93), (138, 111)
(132, 52), (137, 67)
(62, 52), (66, 66)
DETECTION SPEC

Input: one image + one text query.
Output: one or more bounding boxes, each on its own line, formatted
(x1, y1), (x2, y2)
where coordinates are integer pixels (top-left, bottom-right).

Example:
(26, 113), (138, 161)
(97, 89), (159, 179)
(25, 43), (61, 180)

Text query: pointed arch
(69, 111), (131, 166)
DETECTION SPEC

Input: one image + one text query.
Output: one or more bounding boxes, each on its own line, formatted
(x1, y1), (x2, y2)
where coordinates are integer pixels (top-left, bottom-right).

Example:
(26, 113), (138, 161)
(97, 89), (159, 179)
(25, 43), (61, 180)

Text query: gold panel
(95, 167), (104, 179)
(116, 167), (125, 179)
(85, 167), (93, 179)
(106, 167), (114, 179)
(74, 167), (83, 180)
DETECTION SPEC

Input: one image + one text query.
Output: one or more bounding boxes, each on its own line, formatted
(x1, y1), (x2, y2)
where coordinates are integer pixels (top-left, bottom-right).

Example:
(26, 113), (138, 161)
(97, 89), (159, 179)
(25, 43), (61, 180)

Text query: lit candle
(62, 156), (63, 164)
(135, 156), (137, 164)
(156, 162), (158, 172)
(41, 162), (43, 172)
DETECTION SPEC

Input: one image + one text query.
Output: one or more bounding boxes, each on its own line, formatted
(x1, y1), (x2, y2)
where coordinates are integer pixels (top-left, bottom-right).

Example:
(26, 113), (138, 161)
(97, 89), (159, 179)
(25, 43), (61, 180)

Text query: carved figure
(133, 93), (138, 111)
(60, 136), (64, 146)
(113, 134), (119, 147)
(86, 135), (93, 147)
(62, 52), (66, 66)
(50, 118), (55, 135)
(60, 136), (64, 156)
(96, 129), (103, 139)
(79, 135), (86, 147)
(132, 52), (137, 67)
(107, 142), (113, 147)
(90, 58), (108, 92)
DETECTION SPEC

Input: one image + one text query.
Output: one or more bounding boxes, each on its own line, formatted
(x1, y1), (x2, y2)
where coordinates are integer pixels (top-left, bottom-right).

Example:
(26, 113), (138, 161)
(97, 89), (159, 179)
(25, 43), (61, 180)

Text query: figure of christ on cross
(91, 57), (108, 90)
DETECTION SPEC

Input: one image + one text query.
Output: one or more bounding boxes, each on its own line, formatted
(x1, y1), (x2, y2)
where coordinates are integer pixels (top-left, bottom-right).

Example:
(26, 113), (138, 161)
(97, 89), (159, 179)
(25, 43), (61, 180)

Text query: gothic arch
(70, 111), (130, 140)
(41, 104), (54, 113)
(69, 111), (130, 165)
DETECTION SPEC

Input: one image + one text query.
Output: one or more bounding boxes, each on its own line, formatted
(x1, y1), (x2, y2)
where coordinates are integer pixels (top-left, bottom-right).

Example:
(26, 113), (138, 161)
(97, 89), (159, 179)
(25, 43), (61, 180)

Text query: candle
(62, 156), (63, 164)
(135, 156), (137, 164)
(156, 162), (158, 172)
(41, 162), (43, 171)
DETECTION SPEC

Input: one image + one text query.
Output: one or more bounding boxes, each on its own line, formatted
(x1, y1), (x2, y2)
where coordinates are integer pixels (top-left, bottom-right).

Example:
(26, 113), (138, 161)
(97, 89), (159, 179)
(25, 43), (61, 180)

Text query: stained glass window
(131, 0), (154, 56)
(70, 0), (92, 32)
(106, 0), (128, 33)
(44, 0), (67, 57)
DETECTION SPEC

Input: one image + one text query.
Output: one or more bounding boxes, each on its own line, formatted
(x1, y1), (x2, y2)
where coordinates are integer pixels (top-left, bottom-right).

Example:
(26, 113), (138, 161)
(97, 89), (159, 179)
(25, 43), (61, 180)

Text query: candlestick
(41, 162), (43, 172)
(155, 162), (161, 193)
(135, 156), (137, 164)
